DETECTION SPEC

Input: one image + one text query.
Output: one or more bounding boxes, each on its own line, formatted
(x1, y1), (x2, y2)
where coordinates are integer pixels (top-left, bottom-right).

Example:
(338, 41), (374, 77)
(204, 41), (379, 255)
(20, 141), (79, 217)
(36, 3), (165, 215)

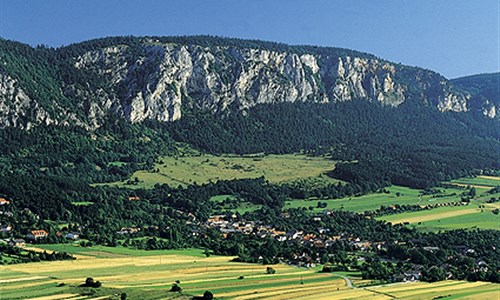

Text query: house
(355, 241), (372, 251)
(128, 196), (140, 201)
(207, 215), (225, 223)
(0, 224), (12, 233)
(65, 232), (80, 240)
(27, 229), (48, 240)
(286, 230), (303, 240)
(9, 238), (25, 247)
(0, 211), (13, 217)
(0, 198), (10, 205)
(276, 235), (287, 242)
(403, 271), (421, 282)
(423, 246), (440, 252)
(116, 227), (140, 235)
(317, 228), (329, 234)
(313, 240), (326, 249)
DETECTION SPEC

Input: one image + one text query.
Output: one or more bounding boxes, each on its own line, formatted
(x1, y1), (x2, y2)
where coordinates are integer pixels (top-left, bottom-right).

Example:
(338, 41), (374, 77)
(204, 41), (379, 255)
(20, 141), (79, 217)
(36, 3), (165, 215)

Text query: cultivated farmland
(2, 245), (498, 299)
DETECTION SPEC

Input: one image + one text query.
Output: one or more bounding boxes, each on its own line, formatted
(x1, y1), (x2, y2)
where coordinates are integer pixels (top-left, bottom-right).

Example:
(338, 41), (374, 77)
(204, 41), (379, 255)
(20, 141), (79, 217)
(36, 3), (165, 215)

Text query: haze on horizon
(0, 0), (498, 79)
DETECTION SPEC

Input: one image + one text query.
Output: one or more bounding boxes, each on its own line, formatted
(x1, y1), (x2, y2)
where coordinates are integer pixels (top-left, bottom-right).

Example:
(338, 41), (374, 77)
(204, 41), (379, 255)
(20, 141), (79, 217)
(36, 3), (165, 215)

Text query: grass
(449, 175), (500, 189)
(71, 201), (94, 206)
(283, 175), (499, 231)
(379, 205), (500, 231)
(378, 202), (499, 232)
(97, 153), (339, 189)
(284, 185), (465, 213)
(31, 244), (208, 258)
(209, 195), (238, 203)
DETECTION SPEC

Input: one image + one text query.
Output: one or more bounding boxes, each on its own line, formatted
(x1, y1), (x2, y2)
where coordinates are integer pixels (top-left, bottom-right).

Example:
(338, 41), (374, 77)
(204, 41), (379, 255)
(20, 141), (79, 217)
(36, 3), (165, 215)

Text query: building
(27, 229), (49, 240)
(65, 232), (80, 240)
(9, 238), (26, 247)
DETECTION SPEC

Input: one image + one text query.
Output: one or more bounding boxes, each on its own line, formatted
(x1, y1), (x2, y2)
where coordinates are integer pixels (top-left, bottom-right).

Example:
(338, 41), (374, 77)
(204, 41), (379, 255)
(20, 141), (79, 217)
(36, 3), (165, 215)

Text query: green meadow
(99, 153), (338, 189)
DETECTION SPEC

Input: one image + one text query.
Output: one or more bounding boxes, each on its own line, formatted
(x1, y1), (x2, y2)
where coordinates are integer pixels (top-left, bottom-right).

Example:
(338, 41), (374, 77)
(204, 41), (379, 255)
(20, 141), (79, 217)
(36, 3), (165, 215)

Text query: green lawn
(97, 153), (339, 189)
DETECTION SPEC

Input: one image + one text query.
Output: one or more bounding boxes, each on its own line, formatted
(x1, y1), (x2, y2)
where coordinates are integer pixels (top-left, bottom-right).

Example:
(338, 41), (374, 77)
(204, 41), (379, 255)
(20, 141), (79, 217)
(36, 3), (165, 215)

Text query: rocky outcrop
(0, 73), (53, 129)
(0, 37), (494, 129)
(450, 73), (499, 119)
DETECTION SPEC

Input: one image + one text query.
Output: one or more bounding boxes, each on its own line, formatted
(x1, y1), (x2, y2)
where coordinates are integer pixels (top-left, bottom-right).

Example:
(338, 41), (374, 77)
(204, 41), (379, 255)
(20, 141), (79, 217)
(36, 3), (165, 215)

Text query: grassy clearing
(98, 153), (338, 189)
(71, 201), (94, 206)
(209, 194), (238, 203)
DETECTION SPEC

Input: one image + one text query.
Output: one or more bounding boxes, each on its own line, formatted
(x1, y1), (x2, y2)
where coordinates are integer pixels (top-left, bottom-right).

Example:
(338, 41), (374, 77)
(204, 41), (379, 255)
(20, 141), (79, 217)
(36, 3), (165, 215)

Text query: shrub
(203, 291), (214, 300)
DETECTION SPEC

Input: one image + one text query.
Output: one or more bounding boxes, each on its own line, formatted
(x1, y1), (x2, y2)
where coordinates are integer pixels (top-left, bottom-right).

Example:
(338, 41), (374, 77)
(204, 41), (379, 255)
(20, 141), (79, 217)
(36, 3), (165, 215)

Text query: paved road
(335, 274), (353, 288)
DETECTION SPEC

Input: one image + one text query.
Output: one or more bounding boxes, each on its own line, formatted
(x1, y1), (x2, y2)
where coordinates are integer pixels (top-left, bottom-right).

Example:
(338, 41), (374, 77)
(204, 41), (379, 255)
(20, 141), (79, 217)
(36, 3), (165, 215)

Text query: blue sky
(0, 0), (498, 78)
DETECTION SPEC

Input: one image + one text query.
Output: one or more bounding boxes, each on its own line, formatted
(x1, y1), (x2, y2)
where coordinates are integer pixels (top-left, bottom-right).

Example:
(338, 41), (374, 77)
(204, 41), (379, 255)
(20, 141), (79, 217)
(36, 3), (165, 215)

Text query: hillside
(0, 36), (494, 130)
(451, 72), (500, 118)
(0, 36), (498, 193)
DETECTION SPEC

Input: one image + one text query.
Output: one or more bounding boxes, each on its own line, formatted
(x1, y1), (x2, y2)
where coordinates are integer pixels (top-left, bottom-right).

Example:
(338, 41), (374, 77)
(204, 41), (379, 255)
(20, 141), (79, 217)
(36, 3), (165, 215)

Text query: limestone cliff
(0, 36), (493, 129)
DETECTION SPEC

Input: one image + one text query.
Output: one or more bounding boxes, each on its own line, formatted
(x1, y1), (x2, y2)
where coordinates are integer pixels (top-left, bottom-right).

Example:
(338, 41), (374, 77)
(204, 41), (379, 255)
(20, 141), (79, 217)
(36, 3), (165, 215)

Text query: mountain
(451, 73), (500, 118)
(0, 36), (498, 190)
(0, 36), (492, 130)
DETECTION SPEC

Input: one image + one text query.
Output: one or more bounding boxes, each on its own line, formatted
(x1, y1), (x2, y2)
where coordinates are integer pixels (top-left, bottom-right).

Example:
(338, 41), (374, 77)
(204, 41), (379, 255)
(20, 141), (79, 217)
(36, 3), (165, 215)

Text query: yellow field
(2, 246), (499, 300)
(372, 280), (500, 300)
(478, 175), (500, 181)
(387, 208), (480, 224)
(0, 250), (347, 300)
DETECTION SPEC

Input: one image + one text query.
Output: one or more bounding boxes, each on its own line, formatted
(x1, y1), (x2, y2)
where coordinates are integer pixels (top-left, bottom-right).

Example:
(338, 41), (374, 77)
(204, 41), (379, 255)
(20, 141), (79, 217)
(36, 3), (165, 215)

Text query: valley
(0, 35), (498, 300)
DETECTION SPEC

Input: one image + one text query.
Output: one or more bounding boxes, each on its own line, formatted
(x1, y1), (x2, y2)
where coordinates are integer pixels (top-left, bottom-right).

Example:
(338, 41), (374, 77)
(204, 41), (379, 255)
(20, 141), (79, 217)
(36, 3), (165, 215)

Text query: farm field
(371, 280), (500, 300)
(449, 175), (500, 190)
(284, 185), (466, 213)
(2, 245), (499, 299)
(99, 153), (339, 189)
(378, 204), (500, 231)
(377, 176), (500, 231)
(1, 245), (350, 300)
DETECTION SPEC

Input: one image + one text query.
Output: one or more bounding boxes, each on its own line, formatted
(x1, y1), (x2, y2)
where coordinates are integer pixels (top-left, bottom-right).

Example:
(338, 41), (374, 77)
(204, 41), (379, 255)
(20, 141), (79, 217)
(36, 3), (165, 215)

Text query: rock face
(0, 73), (53, 129)
(451, 73), (500, 119)
(0, 37), (494, 129)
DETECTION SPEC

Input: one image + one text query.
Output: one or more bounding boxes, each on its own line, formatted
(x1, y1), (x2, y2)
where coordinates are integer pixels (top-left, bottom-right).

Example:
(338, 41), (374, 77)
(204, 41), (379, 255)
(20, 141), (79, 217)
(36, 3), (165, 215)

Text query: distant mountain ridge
(451, 72), (499, 118)
(0, 35), (496, 129)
